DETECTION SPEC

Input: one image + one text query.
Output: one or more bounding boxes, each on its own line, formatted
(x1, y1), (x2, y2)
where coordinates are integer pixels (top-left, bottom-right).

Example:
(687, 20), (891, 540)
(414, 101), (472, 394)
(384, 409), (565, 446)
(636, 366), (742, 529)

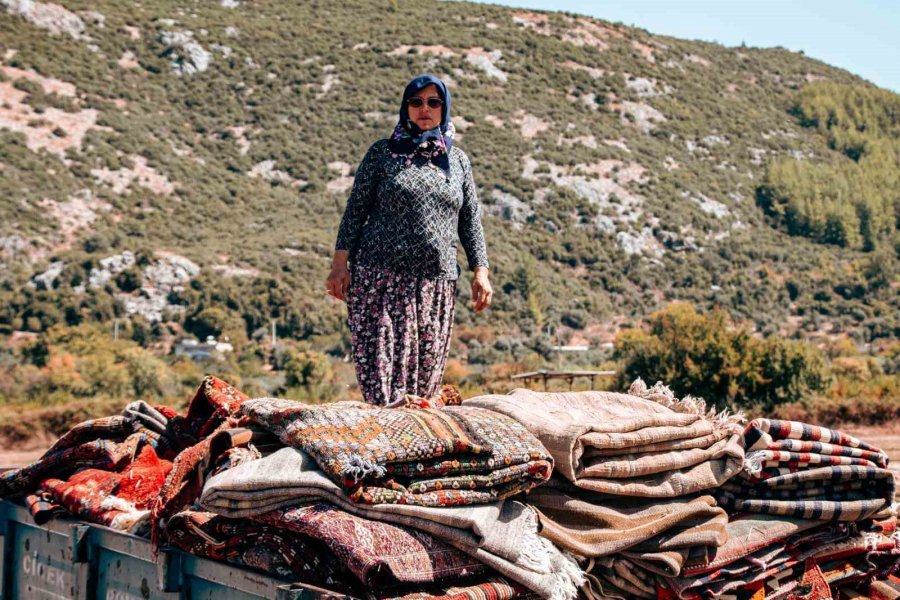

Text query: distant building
(174, 335), (233, 361)
(551, 345), (590, 352)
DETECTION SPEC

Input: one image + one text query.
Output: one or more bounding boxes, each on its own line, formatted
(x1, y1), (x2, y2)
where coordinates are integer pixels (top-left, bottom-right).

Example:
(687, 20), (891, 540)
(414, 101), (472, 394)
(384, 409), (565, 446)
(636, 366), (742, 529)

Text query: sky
(468, 0), (900, 93)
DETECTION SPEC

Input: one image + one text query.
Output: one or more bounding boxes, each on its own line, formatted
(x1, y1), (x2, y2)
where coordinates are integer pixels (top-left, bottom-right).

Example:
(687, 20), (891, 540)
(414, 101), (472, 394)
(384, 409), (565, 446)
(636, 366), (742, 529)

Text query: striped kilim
(463, 382), (745, 498)
(666, 517), (848, 599)
(387, 577), (535, 600)
(743, 419), (889, 469)
(715, 419), (895, 521)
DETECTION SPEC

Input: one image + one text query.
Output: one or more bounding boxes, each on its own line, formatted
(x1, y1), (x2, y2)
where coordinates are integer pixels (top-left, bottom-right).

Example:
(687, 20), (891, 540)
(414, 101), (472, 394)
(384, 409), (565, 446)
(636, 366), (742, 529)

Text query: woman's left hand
(472, 267), (493, 313)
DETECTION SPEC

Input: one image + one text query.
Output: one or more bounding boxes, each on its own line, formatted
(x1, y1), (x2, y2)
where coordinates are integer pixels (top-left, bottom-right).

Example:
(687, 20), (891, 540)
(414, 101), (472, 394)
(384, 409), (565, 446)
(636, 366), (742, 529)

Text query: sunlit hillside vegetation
(0, 0), (896, 433)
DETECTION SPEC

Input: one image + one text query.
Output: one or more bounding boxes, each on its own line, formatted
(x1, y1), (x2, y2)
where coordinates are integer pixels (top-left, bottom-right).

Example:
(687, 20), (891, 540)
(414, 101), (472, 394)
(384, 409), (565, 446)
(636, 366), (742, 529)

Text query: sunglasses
(407, 97), (444, 109)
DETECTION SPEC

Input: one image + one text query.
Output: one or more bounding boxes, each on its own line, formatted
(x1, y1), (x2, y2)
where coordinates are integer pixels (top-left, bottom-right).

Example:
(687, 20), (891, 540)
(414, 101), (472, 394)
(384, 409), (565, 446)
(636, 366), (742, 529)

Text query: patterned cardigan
(335, 139), (489, 281)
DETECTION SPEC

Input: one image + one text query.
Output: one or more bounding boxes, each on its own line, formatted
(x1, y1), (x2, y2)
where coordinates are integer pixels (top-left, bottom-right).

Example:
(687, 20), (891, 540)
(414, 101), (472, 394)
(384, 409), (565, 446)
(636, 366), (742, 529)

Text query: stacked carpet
(2, 375), (898, 600)
(239, 398), (554, 507)
(167, 507), (537, 600)
(200, 445), (582, 599)
(530, 479), (729, 577)
(165, 508), (359, 595)
(463, 379), (745, 498)
(654, 514), (900, 599)
(465, 380), (899, 599)
(715, 418), (895, 521)
(465, 379), (744, 593)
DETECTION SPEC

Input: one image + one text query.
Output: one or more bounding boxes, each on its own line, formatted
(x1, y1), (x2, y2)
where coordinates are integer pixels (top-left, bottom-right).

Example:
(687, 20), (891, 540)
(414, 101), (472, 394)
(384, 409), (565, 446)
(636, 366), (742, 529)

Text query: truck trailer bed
(0, 499), (349, 600)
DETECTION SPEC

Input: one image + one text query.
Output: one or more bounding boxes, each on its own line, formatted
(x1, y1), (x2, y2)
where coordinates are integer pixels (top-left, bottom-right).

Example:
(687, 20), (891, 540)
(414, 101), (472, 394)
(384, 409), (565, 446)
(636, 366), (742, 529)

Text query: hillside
(1, 0), (897, 373)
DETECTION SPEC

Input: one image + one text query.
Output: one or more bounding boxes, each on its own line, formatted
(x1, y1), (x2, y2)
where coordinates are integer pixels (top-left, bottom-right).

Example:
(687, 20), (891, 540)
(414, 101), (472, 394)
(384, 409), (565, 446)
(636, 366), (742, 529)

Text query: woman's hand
(326, 251), (351, 302)
(471, 267), (493, 313)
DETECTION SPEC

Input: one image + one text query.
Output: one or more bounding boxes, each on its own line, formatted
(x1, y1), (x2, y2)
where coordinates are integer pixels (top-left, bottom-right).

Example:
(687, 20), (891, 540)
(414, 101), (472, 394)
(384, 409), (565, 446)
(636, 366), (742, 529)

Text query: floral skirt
(347, 264), (456, 406)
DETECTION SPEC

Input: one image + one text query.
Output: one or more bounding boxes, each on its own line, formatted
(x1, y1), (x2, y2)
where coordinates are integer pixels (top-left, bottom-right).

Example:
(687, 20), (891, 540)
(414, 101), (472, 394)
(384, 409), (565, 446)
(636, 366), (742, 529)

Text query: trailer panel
(0, 500), (351, 600)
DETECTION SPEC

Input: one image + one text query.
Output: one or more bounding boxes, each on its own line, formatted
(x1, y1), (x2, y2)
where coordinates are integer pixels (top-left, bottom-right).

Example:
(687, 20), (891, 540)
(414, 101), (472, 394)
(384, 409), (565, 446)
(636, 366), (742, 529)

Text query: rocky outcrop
(617, 228), (663, 258)
(465, 48), (508, 82)
(2, 0), (88, 39)
(28, 260), (64, 290)
(158, 30), (211, 75)
(488, 190), (534, 229)
(685, 192), (730, 219)
(248, 160), (306, 187)
(82, 251), (201, 322)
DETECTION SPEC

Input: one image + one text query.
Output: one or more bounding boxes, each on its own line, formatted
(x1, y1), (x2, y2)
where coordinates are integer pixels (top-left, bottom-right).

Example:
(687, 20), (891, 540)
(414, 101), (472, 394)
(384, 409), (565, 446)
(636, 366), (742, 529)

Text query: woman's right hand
(326, 251), (351, 302)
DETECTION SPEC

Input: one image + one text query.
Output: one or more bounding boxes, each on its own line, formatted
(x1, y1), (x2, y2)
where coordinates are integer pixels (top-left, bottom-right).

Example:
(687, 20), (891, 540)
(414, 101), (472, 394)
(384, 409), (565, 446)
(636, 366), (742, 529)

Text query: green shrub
(614, 302), (830, 410)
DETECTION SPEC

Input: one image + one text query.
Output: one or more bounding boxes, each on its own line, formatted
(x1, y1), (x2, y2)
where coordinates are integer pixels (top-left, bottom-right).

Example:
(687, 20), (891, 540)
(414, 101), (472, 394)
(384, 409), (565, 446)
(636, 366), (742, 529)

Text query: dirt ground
(841, 426), (900, 498)
(0, 445), (48, 468)
(0, 430), (57, 468)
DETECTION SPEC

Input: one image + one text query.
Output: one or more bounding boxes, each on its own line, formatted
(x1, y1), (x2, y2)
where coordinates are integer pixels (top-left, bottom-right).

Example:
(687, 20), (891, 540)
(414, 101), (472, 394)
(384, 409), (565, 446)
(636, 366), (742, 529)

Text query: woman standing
(326, 74), (492, 406)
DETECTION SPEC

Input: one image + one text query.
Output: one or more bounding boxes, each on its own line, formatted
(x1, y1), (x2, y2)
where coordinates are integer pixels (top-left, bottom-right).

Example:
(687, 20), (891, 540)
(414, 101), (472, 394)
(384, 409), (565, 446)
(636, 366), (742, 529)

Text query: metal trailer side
(0, 500), (349, 600)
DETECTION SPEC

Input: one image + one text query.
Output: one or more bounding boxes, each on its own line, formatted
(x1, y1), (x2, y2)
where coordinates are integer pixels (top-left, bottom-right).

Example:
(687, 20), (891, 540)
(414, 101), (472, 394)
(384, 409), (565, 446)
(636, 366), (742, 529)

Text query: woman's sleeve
(458, 152), (490, 271)
(335, 143), (381, 253)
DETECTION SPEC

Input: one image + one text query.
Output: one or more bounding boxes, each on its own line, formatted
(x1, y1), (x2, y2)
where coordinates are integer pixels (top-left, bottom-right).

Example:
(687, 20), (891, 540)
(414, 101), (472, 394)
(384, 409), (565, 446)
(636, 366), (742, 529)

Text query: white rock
(685, 192), (730, 218)
(617, 228), (663, 257)
(3, 0), (87, 39)
(89, 251), (136, 289)
(247, 160), (306, 187)
(0, 235), (27, 256)
(488, 189), (534, 229)
(522, 156), (647, 225)
(159, 30), (212, 75)
(748, 147), (767, 165)
(593, 215), (616, 233)
(513, 111), (550, 138)
(625, 76), (671, 98)
(29, 260), (64, 289)
(659, 229), (699, 252)
(211, 264), (259, 278)
(79, 10), (104, 26)
(700, 134), (729, 147)
(465, 48), (508, 82)
(210, 43), (232, 57)
(325, 161), (353, 194)
(110, 253), (201, 321)
(118, 288), (173, 322)
(144, 254), (200, 288)
(619, 101), (665, 133)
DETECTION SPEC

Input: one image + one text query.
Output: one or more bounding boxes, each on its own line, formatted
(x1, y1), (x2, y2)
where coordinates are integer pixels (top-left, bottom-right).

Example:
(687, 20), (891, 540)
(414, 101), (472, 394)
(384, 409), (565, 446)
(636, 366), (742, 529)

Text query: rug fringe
(628, 378), (745, 431)
(547, 545), (586, 600)
(518, 506), (553, 573)
(342, 454), (387, 482)
(743, 450), (766, 475)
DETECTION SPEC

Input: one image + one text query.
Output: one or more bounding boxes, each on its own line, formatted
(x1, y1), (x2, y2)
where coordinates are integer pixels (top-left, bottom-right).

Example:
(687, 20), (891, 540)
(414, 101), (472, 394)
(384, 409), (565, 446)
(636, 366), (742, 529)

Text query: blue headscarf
(388, 74), (456, 178)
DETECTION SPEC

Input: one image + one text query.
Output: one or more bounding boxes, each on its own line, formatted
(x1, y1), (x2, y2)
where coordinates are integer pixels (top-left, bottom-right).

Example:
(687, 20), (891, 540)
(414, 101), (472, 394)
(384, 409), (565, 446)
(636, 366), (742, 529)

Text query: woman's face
(407, 84), (443, 131)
